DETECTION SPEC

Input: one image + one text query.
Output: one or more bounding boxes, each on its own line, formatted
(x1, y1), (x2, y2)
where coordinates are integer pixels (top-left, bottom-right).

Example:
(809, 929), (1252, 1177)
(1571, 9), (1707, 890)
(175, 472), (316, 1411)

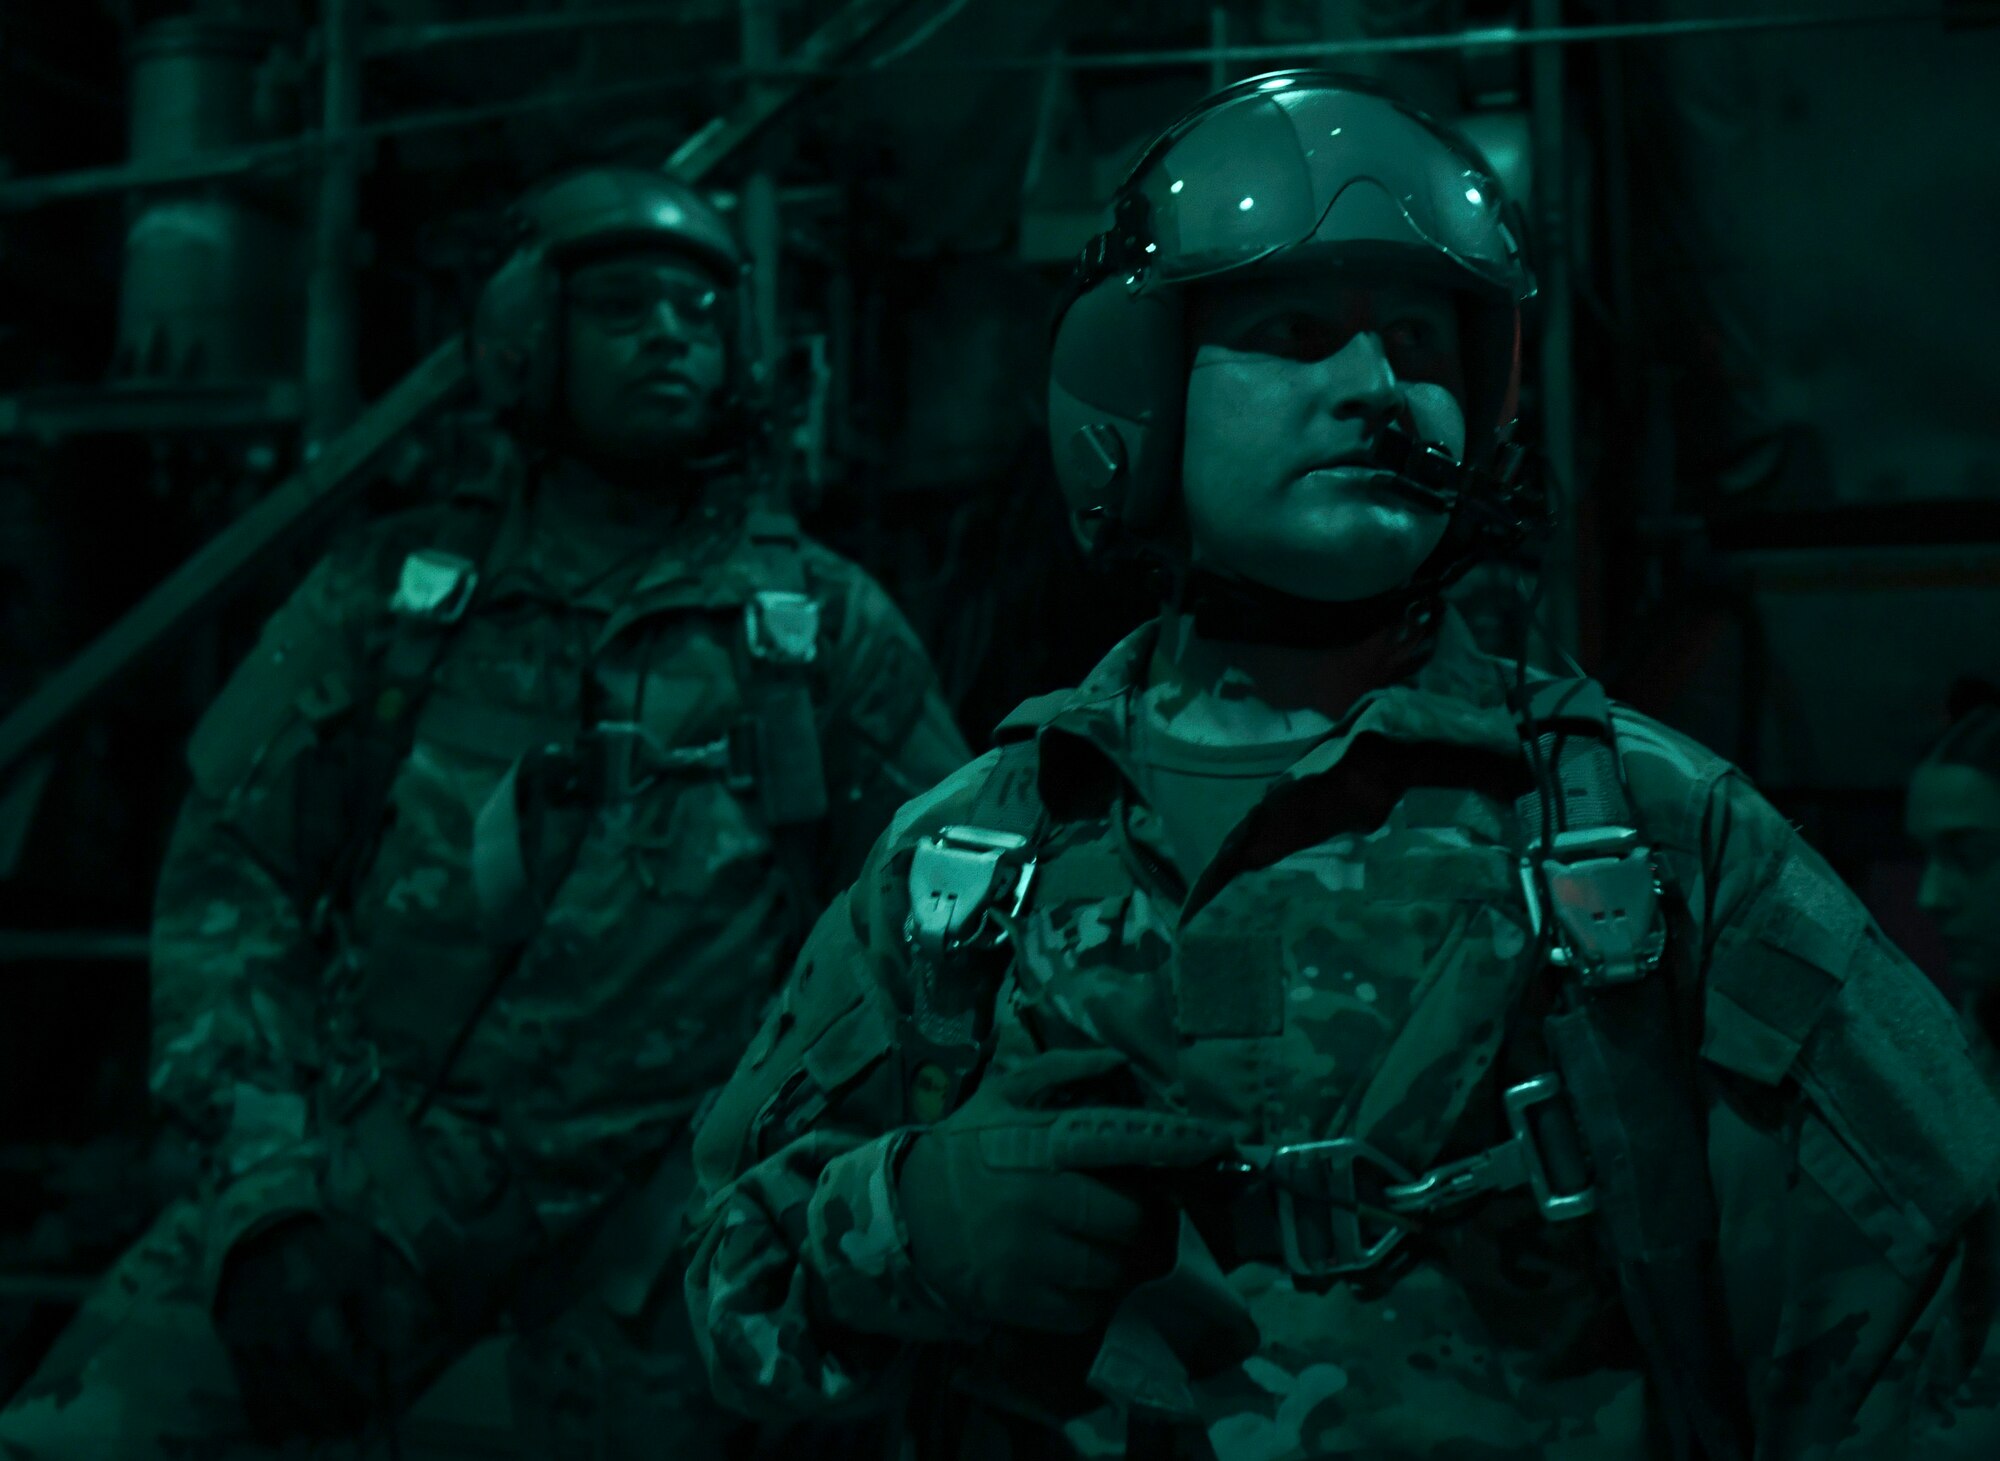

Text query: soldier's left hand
(211, 1213), (435, 1442)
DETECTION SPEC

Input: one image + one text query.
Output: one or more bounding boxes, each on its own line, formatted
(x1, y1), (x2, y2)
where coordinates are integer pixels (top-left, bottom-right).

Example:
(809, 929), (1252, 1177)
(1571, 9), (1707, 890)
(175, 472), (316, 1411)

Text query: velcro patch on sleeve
(1701, 852), (1869, 1086)
(1797, 936), (2000, 1246)
(1702, 937), (1847, 1086)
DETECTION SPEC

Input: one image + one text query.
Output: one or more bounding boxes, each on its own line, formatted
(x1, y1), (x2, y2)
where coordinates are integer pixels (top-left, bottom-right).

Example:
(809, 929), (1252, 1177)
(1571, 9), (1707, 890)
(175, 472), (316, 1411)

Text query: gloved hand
(212, 1213), (441, 1443)
(896, 1047), (1238, 1335)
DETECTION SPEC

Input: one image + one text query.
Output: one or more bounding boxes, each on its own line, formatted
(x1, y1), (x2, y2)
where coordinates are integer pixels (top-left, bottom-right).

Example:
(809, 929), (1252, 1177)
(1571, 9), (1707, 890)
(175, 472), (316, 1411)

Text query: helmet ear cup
(1047, 278), (1186, 553)
(470, 242), (562, 428)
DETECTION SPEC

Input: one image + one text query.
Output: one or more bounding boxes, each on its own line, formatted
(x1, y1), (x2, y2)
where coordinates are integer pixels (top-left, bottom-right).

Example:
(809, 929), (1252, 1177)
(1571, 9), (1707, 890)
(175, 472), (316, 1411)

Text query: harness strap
(903, 737), (1046, 1100)
(1513, 677), (1752, 1461)
(741, 509), (830, 831)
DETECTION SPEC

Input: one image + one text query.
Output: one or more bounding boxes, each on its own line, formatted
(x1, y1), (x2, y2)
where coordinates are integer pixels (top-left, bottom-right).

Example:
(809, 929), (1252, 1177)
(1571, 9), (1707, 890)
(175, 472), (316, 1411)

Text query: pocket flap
(801, 991), (897, 1093)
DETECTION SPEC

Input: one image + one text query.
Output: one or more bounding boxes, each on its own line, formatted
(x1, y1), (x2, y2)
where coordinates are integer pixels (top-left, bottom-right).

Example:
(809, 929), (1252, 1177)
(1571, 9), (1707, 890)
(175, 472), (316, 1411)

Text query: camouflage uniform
(687, 608), (2000, 1460)
(0, 448), (968, 1459)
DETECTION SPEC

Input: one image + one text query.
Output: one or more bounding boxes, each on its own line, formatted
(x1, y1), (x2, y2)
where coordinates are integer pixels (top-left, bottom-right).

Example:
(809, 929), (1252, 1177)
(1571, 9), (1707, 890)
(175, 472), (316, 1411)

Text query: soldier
(0, 166), (968, 1457)
(1908, 678), (2000, 1084)
(685, 76), (2000, 1460)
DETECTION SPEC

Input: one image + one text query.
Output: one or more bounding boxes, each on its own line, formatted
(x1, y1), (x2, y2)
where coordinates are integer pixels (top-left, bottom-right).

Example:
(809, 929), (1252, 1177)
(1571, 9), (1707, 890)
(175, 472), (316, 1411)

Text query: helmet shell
(470, 167), (746, 428)
(1049, 73), (1534, 554)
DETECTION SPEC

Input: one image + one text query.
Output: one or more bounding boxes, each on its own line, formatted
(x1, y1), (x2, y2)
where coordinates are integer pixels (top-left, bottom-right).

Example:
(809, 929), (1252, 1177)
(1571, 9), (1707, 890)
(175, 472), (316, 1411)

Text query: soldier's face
(1906, 760), (2000, 989)
(562, 251), (730, 468)
(1181, 277), (1467, 601)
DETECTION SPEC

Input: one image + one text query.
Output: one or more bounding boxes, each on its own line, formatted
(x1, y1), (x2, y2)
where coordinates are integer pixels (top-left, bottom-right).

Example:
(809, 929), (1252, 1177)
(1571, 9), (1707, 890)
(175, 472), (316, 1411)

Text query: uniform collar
(482, 455), (753, 613)
(1022, 608), (1532, 915)
(1031, 606), (1526, 825)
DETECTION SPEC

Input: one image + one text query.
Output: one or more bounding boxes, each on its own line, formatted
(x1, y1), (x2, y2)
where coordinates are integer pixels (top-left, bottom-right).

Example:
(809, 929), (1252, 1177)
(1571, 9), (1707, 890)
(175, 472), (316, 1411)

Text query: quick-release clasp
(389, 549), (479, 625)
(581, 722), (742, 803)
(325, 1047), (384, 1122)
(1381, 1075), (1596, 1223)
(907, 825), (1037, 962)
(1233, 1075), (1596, 1282)
(1263, 1136), (1415, 1279)
(1523, 825), (1666, 988)
(744, 591), (819, 666)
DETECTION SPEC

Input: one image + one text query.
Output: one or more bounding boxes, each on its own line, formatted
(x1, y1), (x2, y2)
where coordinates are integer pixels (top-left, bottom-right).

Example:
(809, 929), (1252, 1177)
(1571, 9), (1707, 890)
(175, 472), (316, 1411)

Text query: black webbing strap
(904, 736), (1046, 1082)
(967, 728), (1047, 841)
(741, 508), (830, 831)
(1513, 678), (1752, 1461)
(314, 492), (509, 936)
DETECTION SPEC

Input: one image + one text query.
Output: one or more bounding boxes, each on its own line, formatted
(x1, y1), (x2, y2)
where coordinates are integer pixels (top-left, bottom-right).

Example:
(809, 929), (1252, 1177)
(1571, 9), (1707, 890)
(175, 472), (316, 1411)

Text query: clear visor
(1133, 82), (1529, 302)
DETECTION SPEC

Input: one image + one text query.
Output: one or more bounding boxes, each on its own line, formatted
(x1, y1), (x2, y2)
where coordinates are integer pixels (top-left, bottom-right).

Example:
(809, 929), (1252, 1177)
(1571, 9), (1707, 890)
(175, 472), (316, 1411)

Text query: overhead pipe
(4, 5), (1988, 216)
(303, 0), (364, 449)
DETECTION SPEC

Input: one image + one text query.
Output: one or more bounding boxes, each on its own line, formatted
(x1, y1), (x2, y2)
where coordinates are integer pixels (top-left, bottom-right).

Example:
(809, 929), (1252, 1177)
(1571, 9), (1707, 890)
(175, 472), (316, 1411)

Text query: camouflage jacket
(149, 448), (969, 1315)
(686, 609), (2000, 1459)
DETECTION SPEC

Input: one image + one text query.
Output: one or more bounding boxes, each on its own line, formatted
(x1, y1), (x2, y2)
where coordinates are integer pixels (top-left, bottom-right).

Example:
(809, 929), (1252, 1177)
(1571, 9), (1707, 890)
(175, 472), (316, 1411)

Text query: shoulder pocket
(1794, 936), (2000, 1263)
(1702, 854), (2000, 1266)
(693, 895), (899, 1179)
(188, 598), (357, 799)
(1700, 855), (1868, 1086)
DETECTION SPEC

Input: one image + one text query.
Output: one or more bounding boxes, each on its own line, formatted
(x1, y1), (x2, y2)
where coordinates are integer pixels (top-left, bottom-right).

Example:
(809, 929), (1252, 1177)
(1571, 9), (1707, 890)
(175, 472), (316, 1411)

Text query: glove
(896, 1047), (1238, 1335)
(212, 1214), (442, 1442)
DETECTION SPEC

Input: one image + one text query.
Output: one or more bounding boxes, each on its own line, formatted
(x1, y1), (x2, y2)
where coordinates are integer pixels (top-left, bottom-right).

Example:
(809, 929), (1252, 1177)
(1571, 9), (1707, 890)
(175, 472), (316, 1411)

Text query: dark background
(1, 0), (1996, 1427)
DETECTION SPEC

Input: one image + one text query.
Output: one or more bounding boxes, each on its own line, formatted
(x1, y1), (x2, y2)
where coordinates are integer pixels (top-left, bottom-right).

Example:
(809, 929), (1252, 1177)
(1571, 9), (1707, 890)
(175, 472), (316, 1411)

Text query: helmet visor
(1133, 80), (1529, 302)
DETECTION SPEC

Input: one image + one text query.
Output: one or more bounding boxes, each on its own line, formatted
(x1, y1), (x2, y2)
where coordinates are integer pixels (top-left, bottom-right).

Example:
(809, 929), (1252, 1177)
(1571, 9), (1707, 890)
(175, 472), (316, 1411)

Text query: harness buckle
(744, 591), (820, 666)
(1262, 1137), (1416, 1279)
(1525, 826), (1666, 987)
(1380, 1075), (1596, 1223)
(585, 722), (663, 802)
(325, 1048), (384, 1122)
(906, 825), (1036, 962)
(1502, 1074), (1598, 1222)
(1242, 1075), (1596, 1282)
(582, 722), (741, 803)
(388, 549), (479, 625)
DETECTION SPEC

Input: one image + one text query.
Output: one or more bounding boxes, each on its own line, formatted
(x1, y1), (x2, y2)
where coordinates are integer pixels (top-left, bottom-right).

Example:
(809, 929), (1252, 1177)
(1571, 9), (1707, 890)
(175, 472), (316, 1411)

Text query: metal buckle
(325, 1049), (384, 1122)
(1381, 1076), (1596, 1223)
(583, 723), (745, 802)
(1525, 826), (1666, 987)
(1262, 1137), (1417, 1279)
(1247, 1076), (1596, 1281)
(586, 722), (664, 802)
(907, 825), (1036, 961)
(388, 549), (478, 625)
(1502, 1075), (1597, 1221)
(744, 591), (820, 666)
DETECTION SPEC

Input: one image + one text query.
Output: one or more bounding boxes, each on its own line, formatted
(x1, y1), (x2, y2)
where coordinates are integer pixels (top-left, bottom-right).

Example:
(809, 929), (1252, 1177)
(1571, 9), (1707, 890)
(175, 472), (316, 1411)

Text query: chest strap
(740, 509), (829, 829)
(1512, 678), (1751, 1461)
(902, 737), (1045, 1103)
(1212, 1071), (1594, 1282)
(1192, 681), (1747, 1456)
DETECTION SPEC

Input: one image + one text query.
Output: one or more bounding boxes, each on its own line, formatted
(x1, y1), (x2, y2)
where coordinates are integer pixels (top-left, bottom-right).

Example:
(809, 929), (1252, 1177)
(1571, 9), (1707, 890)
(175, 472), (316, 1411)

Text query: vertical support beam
(304, 0), (363, 452)
(1209, 6), (1230, 90)
(1528, 0), (1579, 660)
(740, 0), (786, 494)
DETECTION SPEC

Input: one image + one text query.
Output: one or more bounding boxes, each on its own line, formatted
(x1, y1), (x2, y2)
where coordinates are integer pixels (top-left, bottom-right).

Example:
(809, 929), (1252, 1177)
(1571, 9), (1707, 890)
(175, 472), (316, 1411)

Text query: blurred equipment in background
(114, 17), (302, 404)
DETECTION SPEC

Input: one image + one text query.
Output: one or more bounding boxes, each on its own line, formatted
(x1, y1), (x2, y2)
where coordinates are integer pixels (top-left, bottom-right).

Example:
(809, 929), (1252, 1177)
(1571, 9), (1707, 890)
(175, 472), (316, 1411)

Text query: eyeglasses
(568, 273), (726, 336)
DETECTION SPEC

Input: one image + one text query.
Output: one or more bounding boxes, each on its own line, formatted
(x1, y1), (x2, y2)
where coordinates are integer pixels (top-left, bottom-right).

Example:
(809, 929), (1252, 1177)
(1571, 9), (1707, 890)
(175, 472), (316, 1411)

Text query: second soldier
(0, 166), (968, 1458)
